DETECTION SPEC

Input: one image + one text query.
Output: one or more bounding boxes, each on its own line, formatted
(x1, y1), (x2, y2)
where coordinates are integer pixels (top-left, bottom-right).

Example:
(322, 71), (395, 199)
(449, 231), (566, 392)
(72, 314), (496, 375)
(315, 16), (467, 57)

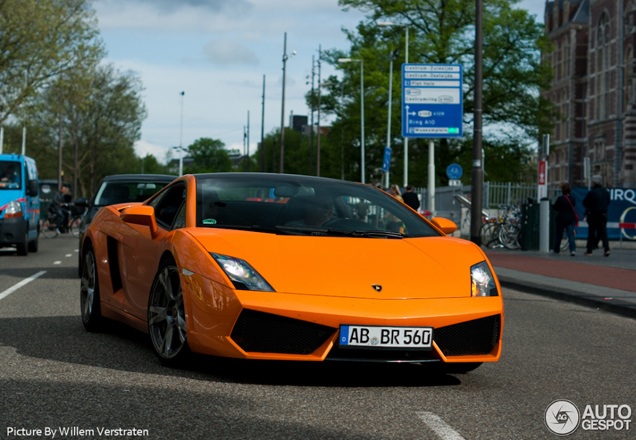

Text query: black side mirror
(74, 197), (89, 208)
(27, 180), (38, 197)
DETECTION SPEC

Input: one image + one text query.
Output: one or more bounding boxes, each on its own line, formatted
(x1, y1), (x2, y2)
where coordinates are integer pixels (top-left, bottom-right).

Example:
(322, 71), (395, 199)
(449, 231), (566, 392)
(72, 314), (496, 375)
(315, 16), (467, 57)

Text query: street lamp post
(337, 58), (365, 184)
(173, 146), (187, 175)
(385, 49), (399, 188)
(279, 33), (295, 174)
(378, 21), (409, 187)
(179, 91), (185, 176)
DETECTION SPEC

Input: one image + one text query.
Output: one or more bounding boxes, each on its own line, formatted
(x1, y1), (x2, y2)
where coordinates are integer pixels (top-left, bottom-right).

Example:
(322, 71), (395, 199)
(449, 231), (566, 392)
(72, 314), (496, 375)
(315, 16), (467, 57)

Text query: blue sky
(94, 0), (546, 163)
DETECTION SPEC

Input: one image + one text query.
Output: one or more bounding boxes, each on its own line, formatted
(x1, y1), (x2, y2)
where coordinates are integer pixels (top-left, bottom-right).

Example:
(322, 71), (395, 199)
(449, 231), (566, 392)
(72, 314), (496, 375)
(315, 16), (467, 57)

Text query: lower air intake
(231, 309), (335, 355)
(434, 315), (501, 356)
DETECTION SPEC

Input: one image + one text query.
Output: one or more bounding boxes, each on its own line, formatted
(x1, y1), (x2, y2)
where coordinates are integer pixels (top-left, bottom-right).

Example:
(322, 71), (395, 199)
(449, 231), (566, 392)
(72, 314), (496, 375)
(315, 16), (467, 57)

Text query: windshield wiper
(274, 225), (406, 238)
(202, 224), (294, 235)
(346, 230), (407, 239)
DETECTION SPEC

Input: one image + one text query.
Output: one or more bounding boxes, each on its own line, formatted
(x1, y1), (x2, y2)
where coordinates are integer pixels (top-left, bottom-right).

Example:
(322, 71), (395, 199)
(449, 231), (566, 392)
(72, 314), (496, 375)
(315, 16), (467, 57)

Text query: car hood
(189, 229), (489, 299)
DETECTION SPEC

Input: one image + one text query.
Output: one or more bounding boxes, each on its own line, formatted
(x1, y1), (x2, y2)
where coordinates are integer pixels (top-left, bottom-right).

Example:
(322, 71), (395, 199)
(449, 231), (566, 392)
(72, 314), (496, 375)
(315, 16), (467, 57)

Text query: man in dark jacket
(402, 185), (420, 211)
(583, 175), (611, 256)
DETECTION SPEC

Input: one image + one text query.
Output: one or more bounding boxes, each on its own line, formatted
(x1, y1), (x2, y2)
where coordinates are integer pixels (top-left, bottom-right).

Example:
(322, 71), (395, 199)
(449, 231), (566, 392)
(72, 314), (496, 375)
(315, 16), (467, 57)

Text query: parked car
(0, 154), (40, 255)
(79, 173), (503, 373)
(76, 174), (175, 274)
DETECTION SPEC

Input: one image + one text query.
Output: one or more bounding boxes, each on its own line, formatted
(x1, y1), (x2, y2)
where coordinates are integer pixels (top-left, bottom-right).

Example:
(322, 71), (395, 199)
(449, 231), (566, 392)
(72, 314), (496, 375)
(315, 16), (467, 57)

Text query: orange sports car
(80, 173), (503, 373)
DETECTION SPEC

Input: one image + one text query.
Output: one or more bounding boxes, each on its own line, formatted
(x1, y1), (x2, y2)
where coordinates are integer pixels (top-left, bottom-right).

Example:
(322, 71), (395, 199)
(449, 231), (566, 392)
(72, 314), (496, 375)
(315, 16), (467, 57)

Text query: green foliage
(184, 138), (233, 173)
(22, 64), (147, 197)
(319, 0), (556, 186)
(140, 154), (169, 175)
(0, 0), (103, 125)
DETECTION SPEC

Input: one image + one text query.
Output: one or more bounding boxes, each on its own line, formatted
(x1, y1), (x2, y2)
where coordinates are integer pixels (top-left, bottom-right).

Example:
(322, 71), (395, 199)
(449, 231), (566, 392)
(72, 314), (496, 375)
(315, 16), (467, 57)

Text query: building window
(626, 45), (634, 111)
(596, 13), (611, 120)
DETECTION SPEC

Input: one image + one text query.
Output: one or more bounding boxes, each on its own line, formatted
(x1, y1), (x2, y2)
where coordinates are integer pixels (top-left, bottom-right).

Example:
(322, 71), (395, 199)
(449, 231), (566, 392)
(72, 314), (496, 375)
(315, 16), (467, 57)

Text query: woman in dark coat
(553, 182), (577, 255)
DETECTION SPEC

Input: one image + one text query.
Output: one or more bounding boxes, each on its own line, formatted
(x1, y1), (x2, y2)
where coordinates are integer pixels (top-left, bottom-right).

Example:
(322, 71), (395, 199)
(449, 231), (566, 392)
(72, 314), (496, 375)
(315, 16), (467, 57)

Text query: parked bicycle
(478, 204), (522, 250)
(40, 204), (83, 238)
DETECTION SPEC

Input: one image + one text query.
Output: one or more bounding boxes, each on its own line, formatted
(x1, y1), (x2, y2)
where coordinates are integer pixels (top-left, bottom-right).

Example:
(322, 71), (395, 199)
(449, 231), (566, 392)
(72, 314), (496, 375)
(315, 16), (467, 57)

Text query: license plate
(339, 325), (433, 349)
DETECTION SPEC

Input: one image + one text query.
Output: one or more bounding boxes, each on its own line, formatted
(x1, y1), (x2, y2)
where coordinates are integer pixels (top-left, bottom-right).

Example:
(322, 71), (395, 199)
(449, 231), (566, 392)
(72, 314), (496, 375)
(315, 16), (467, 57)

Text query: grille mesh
(434, 315), (501, 356)
(231, 310), (335, 355)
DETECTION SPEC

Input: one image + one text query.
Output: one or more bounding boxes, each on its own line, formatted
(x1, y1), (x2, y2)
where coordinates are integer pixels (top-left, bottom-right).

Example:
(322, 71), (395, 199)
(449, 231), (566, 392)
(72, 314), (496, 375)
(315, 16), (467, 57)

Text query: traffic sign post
(446, 163), (463, 181)
(382, 147), (392, 173)
(402, 64), (464, 139)
(401, 63), (463, 212)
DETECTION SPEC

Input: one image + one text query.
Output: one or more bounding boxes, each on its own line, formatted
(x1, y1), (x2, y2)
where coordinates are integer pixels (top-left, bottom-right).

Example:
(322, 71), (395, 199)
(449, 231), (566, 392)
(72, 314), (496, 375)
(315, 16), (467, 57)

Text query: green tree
(184, 138), (233, 173)
(0, 0), (103, 125)
(140, 154), (169, 175)
(26, 64), (147, 197)
(320, 0), (556, 186)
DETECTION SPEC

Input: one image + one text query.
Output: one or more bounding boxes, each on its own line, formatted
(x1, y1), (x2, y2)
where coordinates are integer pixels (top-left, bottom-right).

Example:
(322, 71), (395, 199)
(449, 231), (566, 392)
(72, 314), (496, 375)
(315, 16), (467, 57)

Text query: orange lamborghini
(80, 173), (503, 372)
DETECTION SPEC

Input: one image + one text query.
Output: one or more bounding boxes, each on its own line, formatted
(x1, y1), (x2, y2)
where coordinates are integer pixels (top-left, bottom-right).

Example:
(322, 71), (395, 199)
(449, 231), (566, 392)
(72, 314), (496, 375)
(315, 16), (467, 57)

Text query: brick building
(543, 0), (636, 188)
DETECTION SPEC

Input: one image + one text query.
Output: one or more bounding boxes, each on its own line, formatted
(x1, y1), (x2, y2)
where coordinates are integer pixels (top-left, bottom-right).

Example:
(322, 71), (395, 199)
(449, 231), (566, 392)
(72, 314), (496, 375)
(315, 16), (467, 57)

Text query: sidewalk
(484, 245), (636, 319)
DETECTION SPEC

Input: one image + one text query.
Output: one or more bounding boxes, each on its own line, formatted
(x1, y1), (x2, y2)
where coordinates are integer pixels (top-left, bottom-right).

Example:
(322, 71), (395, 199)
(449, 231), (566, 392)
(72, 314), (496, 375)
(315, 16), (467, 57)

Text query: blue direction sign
(402, 64), (463, 138)
(446, 163), (463, 180)
(382, 147), (392, 172)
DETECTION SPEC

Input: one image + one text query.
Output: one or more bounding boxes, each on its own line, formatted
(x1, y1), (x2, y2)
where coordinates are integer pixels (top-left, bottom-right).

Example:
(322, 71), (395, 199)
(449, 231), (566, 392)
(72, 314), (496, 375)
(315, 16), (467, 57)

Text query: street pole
(360, 60), (365, 184)
(279, 32), (288, 174)
(246, 110), (250, 172)
(428, 139), (435, 212)
(470, 0), (484, 245)
(403, 25), (409, 187)
(337, 58), (365, 183)
(385, 50), (399, 188)
(58, 112), (63, 190)
(316, 45), (322, 177)
(260, 75), (265, 172)
(309, 55), (315, 175)
(179, 91), (185, 176)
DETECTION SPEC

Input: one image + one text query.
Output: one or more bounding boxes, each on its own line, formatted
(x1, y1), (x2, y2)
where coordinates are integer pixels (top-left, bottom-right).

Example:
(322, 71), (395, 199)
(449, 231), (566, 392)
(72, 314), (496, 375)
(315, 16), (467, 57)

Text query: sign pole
(428, 139), (435, 212)
(401, 63), (463, 213)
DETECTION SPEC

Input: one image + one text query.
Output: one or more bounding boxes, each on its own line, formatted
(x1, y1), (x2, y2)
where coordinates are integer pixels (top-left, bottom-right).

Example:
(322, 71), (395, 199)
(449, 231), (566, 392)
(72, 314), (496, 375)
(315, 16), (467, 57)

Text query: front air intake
(231, 310), (335, 355)
(434, 315), (501, 356)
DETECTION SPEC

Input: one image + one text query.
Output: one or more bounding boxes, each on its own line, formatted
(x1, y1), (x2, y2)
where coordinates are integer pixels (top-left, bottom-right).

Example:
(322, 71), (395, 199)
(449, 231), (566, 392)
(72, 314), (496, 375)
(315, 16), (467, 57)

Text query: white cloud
(203, 39), (259, 66)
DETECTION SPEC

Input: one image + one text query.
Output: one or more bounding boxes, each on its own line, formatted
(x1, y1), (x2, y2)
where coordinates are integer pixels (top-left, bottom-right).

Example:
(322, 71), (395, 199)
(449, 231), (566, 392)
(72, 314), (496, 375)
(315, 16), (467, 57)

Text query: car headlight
(470, 261), (498, 297)
(211, 253), (275, 292)
(4, 200), (23, 218)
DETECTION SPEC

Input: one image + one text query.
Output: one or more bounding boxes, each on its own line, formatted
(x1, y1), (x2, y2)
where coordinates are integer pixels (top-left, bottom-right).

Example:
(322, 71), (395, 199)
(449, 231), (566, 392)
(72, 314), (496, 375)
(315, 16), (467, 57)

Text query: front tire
(80, 248), (102, 331)
(148, 260), (190, 365)
(70, 217), (81, 238)
(41, 217), (59, 238)
(28, 227), (39, 252)
(16, 230), (28, 256)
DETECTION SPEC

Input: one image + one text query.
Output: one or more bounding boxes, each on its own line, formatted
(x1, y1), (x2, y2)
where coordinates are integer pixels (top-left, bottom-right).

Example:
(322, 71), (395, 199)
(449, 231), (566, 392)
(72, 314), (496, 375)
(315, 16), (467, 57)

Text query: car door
(117, 182), (187, 321)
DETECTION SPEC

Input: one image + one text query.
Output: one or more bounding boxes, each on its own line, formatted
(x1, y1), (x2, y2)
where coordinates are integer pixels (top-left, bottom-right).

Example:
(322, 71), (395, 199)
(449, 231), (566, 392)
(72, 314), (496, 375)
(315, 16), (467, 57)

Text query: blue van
(0, 154), (40, 255)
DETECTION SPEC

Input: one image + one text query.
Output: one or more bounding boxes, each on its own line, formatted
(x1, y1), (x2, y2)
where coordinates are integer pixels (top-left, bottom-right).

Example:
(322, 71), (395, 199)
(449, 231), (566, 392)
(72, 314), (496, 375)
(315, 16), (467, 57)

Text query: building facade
(544, 0), (636, 188)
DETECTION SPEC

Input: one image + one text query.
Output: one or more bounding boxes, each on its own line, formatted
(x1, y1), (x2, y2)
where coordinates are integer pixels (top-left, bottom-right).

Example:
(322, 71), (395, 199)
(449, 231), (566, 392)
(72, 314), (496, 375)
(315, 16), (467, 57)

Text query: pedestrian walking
(583, 175), (611, 257)
(402, 185), (420, 211)
(389, 184), (403, 202)
(553, 182), (578, 256)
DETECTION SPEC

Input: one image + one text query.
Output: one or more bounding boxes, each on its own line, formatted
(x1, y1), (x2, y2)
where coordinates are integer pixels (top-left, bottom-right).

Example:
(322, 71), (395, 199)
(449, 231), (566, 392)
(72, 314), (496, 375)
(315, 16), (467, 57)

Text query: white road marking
(0, 271), (47, 301)
(416, 412), (466, 440)
(65, 254), (72, 257)
(53, 261), (62, 265)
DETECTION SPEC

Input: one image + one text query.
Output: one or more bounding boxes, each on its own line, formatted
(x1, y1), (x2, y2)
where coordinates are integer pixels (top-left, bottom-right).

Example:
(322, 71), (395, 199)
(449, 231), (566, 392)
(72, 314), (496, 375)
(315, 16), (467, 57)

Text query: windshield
(195, 174), (439, 238)
(94, 180), (171, 206)
(0, 161), (21, 190)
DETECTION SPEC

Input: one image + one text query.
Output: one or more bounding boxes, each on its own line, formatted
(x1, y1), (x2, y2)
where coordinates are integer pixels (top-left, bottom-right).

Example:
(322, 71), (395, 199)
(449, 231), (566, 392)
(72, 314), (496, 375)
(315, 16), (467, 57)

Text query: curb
(497, 277), (636, 320)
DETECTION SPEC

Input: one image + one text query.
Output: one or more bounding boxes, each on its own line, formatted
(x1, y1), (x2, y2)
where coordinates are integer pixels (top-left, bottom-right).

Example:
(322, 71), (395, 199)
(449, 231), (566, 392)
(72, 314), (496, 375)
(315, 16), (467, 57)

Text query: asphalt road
(1, 235), (635, 440)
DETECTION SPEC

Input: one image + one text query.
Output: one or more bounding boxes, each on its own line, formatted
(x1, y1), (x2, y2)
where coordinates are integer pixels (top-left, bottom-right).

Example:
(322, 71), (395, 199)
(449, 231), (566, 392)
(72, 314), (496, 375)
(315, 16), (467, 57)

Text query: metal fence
(412, 182), (561, 238)
(415, 182), (561, 212)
